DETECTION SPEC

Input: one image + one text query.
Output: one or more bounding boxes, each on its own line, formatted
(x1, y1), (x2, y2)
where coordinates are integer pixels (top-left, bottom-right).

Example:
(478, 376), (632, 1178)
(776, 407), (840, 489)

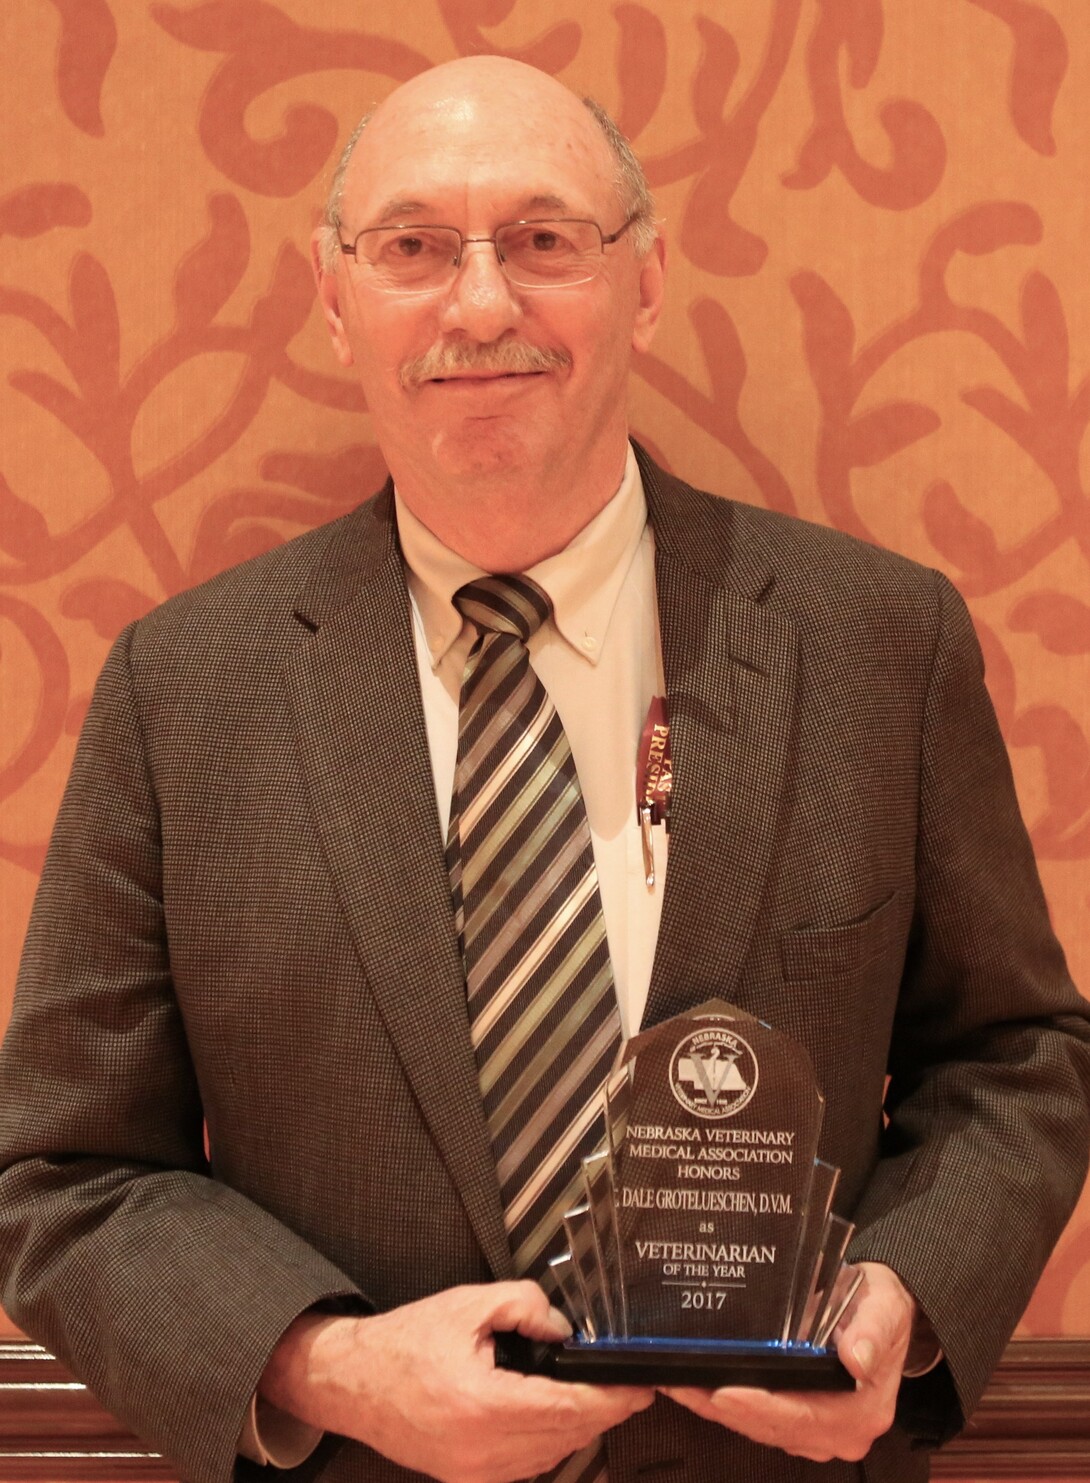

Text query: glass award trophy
(498, 1000), (861, 1389)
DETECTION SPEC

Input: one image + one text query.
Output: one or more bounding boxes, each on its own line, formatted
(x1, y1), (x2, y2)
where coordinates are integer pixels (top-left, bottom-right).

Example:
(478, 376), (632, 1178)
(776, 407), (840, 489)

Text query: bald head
(319, 59), (654, 269)
(371, 55), (587, 129)
(307, 52), (667, 561)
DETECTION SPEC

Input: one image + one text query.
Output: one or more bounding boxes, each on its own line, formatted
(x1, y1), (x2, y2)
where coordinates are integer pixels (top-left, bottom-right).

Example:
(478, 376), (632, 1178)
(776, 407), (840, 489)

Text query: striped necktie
(447, 574), (623, 1288)
(447, 575), (617, 1483)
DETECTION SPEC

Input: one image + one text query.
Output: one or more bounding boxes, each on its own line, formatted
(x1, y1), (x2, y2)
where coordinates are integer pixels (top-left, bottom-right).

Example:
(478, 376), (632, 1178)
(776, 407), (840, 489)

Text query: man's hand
(661, 1261), (916, 1463)
(259, 1281), (654, 1483)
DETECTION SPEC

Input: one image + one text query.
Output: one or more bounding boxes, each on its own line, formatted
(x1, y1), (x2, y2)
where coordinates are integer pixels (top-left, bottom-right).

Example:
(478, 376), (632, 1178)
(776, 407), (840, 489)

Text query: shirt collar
(396, 444), (647, 670)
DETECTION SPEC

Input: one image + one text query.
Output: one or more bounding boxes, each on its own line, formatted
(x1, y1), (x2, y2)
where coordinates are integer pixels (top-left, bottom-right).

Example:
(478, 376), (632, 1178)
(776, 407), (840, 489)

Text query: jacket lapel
(282, 487), (512, 1278)
(637, 451), (799, 1029)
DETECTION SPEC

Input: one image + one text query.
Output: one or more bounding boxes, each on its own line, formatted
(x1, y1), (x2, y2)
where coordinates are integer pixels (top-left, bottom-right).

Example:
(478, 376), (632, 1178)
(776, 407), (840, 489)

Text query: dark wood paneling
(2, 1338), (1088, 1481)
(0, 1343), (171, 1482)
(933, 1340), (1090, 1479)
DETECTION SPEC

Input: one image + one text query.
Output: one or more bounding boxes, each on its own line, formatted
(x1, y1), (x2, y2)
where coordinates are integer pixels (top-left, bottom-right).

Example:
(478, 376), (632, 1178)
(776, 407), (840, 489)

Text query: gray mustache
(400, 340), (571, 388)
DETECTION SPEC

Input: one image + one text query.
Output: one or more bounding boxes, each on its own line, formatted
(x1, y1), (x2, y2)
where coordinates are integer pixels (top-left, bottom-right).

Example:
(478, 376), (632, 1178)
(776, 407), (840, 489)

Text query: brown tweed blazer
(1, 448), (1088, 1483)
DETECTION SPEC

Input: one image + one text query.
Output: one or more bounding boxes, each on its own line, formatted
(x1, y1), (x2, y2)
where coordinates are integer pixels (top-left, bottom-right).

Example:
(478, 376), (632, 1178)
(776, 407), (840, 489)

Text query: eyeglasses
(338, 215), (639, 294)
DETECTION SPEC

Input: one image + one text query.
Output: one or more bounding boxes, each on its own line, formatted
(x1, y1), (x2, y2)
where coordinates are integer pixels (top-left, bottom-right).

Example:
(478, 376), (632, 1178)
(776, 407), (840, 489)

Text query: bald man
(1, 57), (1088, 1483)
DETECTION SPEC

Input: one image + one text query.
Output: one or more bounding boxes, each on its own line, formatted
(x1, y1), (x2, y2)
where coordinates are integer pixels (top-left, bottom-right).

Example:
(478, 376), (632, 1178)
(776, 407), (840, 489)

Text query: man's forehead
(340, 64), (616, 225)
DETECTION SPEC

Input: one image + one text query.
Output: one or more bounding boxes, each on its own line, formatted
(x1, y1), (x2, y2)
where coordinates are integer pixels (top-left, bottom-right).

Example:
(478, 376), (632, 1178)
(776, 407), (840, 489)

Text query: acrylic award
(497, 1000), (860, 1389)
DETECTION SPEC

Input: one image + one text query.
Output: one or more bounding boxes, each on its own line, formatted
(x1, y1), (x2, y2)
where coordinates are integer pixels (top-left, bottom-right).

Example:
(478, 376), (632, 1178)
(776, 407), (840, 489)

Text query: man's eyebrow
(370, 198), (430, 226)
(367, 193), (574, 227)
(522, 194), (569, 215)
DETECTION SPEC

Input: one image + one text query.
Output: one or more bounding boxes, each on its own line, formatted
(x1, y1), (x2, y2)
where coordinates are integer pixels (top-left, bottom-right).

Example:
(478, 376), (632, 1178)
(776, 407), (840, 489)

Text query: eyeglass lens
(354, 220), (604, 290)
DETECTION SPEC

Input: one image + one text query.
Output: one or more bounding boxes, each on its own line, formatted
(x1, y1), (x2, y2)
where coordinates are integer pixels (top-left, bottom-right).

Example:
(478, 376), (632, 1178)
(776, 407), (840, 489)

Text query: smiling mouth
(430, 371), (543, 383)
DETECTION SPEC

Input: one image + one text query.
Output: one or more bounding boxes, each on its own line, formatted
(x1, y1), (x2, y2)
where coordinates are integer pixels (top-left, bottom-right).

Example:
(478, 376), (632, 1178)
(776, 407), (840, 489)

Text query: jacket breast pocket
(780, 890), (902, 984)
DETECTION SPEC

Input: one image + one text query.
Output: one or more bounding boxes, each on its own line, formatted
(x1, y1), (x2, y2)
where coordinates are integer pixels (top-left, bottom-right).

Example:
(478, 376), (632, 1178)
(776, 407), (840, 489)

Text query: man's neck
(389, 439), (631, 572)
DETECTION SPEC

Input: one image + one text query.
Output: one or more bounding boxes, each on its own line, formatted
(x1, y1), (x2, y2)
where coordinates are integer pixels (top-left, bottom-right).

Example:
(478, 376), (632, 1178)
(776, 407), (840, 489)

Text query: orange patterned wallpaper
(1, 0), (1088, 1345)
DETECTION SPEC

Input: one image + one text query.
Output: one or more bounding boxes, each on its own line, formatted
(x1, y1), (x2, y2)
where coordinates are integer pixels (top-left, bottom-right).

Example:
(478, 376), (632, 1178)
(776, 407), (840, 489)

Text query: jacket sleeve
(847, 571), (1090, 1443)
(0, 624), (367, 1483)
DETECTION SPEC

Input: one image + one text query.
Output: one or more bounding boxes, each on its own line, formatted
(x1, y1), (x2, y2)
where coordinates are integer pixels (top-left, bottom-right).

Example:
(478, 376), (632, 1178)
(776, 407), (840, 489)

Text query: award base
(495, 1333), (853, 1391)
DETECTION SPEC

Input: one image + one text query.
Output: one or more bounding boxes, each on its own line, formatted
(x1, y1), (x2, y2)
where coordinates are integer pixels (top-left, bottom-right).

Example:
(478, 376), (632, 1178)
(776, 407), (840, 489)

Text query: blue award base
(495, 1333), (853, 1390)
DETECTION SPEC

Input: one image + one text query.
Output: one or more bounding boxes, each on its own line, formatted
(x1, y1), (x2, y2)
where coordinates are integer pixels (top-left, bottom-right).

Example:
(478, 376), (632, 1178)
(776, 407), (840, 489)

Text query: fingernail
(546, 1307), (573, 1339)
(852, 1339), (876, 1378)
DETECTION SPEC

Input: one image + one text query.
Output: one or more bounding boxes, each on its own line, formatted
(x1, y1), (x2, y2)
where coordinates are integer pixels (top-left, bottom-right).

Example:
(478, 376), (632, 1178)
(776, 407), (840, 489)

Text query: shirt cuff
(902, 1309), (944, 1378)
(238, 1392), (324, 1468)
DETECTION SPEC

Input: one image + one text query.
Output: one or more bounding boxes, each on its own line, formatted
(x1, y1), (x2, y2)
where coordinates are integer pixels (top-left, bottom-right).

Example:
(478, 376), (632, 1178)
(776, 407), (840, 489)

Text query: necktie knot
(453, 574), (551, 643)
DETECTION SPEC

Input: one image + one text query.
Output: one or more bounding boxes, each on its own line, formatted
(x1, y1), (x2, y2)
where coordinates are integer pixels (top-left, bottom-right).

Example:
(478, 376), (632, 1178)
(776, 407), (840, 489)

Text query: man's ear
(311, 228), (355, 368)
(632, 232), (666, 356)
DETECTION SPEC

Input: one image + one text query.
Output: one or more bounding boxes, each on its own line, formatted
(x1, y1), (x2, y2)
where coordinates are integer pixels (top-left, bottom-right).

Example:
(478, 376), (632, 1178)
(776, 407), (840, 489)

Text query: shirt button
(582, 635), (597, 652)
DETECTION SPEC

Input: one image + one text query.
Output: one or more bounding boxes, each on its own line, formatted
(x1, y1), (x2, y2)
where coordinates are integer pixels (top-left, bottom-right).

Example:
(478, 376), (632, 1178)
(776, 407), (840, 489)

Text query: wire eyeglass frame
(338, 213), (640, 294)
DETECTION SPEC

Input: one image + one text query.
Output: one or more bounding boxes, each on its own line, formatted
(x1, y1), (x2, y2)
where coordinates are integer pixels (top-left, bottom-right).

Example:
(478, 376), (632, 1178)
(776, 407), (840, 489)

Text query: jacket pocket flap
(781, 891), (901, 982)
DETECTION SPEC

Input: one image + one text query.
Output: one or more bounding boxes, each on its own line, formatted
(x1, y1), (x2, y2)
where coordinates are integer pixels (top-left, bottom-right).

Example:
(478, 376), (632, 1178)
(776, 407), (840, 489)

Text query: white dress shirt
(399, 444), (668, 1041)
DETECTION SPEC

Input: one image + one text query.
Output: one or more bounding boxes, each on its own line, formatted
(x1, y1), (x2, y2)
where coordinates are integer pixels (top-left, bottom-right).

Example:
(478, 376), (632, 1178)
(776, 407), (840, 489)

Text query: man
(1, 54), (1088, 1483)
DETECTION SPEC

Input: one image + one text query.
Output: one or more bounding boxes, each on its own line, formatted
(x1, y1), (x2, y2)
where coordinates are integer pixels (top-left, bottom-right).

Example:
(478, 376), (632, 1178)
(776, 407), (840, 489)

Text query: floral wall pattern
(1, 0), (1088, 1343)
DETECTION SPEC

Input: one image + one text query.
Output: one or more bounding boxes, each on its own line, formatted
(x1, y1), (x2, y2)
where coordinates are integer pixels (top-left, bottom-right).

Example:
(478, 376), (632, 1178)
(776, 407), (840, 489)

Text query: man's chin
(428, 424), (537, 481)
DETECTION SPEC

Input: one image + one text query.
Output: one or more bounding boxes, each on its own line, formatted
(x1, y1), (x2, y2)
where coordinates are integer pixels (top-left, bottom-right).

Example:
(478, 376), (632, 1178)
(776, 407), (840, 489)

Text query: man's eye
(391, 234), (426, 258)
(378, 231), (452, 263)
(503, 225), (579, 258)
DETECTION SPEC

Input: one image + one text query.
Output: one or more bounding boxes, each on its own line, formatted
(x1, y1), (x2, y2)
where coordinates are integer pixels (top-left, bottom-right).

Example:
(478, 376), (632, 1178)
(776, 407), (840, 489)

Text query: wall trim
(933, 1338), (1090, 1479)
(1, 1336), (1089, 1480)
(0, 1342), (170, 1482)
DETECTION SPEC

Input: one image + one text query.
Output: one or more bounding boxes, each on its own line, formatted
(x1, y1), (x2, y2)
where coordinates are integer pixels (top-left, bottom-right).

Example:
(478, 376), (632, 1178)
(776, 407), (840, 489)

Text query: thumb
(840, 1326), (880, 1386)
(836, 1268), (913, 1386)
(484, 1280), (573, 1343)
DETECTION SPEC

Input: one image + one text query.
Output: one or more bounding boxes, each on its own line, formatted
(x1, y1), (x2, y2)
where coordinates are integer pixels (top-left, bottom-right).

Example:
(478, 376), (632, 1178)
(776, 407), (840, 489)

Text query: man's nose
(438, 239), (523, 340)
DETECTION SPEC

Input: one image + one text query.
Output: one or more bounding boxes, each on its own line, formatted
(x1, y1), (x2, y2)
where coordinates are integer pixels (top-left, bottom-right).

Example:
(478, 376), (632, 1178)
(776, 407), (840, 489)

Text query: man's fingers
(661, 1386), (845, 1461)
(478, 1281), (654, 1429)
(661, 1266), (919, 1464)
(329, 1284), (656, 1481)
(659, 1385), (739, 1425)
(486, 1368), (652, 1423)
(663, 1384), (817, 1430)
(482, 1280), (573, 1343)
(548, 1381), (656, 1429)
(662, 1375), (897, 1464)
